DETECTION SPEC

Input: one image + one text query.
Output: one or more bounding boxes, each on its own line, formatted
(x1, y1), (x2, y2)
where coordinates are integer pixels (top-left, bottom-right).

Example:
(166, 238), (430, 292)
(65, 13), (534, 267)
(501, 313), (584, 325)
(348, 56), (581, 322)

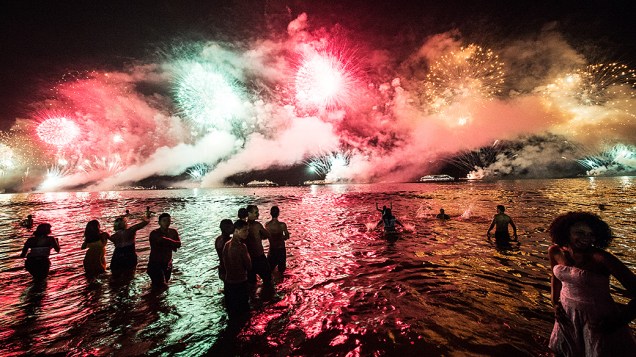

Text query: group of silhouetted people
(214, 205), (290, 316)
(19, 207), (181, 290)
(18, 200), (636, 354)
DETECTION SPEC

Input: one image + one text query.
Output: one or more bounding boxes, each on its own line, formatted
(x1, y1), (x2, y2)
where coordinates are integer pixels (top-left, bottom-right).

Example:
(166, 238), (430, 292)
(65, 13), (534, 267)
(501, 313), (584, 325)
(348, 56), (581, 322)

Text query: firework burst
(305, 150), (352, 178)
(544, 63), (636, 106)
(294, 51), (359, 111)
(577, 143), (636, 175)
(421, 44), (505, 112)
(36, 116), (81, 147)
(187, 163), (210, 181)
(174, 61), (245, 133)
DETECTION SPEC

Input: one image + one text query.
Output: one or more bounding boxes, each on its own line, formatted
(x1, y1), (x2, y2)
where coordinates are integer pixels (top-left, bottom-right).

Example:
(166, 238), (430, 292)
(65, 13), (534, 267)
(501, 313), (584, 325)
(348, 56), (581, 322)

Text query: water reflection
(0, 178), (634, 355)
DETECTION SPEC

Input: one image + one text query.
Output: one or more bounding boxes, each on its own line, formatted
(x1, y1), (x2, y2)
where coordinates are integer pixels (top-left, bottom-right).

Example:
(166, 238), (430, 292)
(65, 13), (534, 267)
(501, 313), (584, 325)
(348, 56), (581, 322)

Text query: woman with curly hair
(548, 212), (636, 356)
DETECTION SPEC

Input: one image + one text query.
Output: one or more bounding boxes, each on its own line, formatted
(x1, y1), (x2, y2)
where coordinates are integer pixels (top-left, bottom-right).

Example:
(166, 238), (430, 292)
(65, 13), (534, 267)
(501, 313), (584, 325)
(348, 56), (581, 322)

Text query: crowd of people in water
(16, 202), (636, 355)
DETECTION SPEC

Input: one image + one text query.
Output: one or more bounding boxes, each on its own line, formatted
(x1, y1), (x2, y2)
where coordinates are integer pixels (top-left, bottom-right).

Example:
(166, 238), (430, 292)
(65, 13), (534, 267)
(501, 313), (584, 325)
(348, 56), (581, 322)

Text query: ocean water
(0, 177), (634, 356)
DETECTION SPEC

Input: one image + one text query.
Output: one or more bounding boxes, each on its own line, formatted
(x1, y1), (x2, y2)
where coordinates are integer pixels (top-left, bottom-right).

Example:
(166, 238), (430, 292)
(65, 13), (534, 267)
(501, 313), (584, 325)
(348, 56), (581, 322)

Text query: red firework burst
(36, 117), (80, 147)
(295, 52), (355, 110)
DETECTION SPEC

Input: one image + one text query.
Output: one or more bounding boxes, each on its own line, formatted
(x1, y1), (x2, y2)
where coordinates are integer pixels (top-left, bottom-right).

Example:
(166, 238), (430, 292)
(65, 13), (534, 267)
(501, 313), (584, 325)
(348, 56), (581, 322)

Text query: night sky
(2, 0), (635, 128)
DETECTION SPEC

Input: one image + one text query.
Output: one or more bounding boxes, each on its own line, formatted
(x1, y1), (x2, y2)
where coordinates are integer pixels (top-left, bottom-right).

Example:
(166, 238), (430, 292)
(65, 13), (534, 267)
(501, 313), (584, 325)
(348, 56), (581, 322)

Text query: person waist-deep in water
(245, 205), (272, 285)
(266, 206), (290, 274)
(222, 219), (252, 315)
(109, 214), (149, 274)
(487, 205), (518, 245)
(81, 219), (109, 277)
(147, 213), (181, 289)
(20, 223), (60, 280)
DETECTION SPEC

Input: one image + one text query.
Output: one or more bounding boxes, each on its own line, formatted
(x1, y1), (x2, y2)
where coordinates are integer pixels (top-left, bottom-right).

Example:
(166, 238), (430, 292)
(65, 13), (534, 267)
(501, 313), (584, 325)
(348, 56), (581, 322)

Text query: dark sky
(1, 0), (635, 128)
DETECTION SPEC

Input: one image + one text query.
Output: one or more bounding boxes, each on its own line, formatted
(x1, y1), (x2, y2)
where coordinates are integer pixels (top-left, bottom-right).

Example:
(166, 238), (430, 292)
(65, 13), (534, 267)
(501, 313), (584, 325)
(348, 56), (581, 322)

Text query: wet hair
(237, 207), (248, 220)
(114, 217), (126, 231)
(84, 220), (102, 243)
(497, 205), (505, 212)
(549, 211), (613, 249)
(34, 223), (52, 237)
(219, 219), (234, 233)
(158, 213), (171, 222)
(233, 219), (248, 231)
(246, 204), (258, 213)
(270, 206), (280, 218)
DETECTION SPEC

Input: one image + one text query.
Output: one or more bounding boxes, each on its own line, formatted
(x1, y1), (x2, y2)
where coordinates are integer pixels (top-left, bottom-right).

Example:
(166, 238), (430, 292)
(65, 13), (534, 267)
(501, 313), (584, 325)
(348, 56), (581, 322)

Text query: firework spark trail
(1, 14), (636, 191)
(304, 150), (353, 179)
(577, 143), (636, 175)
(294, 51), (358, 112)
(420, 44), (505, 112)
(174, 61), (246, 133)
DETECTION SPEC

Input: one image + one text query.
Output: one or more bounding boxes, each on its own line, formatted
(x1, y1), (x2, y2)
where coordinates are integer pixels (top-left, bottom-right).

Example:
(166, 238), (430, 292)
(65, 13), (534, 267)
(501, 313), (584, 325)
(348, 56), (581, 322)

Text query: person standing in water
(222, 219), (252, 315)
(215, 219), (234, 282)
(436, 208), (451, 220)
(81, 220), (109, 278)
(266, 206), (290, 274)
(486, 205), (518, 245)
(20, 223), (60, 280)
(245, 205), (272, 285)
(109, 214), (149, 275)
(376, 208), (404, 235)
(147, 213), (181, 289)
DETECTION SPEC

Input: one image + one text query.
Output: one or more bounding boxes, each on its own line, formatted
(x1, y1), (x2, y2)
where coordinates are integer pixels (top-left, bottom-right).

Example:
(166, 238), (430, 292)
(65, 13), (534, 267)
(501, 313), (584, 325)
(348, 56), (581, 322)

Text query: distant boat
(419, 174), (455, 182)
(246, 180), (278, 187)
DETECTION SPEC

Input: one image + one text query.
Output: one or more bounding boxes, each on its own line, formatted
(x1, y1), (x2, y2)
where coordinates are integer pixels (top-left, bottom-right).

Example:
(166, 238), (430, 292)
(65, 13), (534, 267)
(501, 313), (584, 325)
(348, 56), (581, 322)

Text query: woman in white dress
(548, 212), (636, 356)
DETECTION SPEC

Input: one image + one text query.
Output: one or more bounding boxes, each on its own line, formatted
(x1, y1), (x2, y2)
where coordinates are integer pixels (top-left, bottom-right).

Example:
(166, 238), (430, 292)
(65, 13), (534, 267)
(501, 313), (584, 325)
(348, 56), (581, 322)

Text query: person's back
(266, 206), (290, 273)
(487, 205), (517, 244)
(20, 223), (60, 279)
(110, 217), (149, 272)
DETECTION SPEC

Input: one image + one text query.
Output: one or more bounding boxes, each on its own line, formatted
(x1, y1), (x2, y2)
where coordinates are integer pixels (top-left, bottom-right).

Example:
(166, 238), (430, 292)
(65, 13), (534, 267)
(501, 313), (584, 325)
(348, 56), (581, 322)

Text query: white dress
(550, 265), (636, 356)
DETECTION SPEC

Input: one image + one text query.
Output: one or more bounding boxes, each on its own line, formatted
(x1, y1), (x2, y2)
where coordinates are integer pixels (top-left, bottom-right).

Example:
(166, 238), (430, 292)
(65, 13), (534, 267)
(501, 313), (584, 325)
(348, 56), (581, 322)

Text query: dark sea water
(1, 177), (635, 356)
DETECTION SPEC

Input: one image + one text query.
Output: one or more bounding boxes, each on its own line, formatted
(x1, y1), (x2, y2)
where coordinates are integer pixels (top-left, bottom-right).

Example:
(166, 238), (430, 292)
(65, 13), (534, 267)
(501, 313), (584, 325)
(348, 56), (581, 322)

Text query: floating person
(109, 215), (149, 275)
(486, 205), (518, 246)
(376, 208), (404, 238)
(124, 209), (131, 217)
(81, 220), (109, 278)
(147, 213), (181, 289)
(19, 223), (60, 280)
(145, 206), (155, 218)
(547, 211), (636, 356)
(245, 205), (272, 286)
(436, 208), (451, 220)
(20, 214), (34, 229)
(237, 207), (248, 222)
(222, 219), (252, 316)
(215, 219), (234, 282)
(265, 206), (290, 275)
